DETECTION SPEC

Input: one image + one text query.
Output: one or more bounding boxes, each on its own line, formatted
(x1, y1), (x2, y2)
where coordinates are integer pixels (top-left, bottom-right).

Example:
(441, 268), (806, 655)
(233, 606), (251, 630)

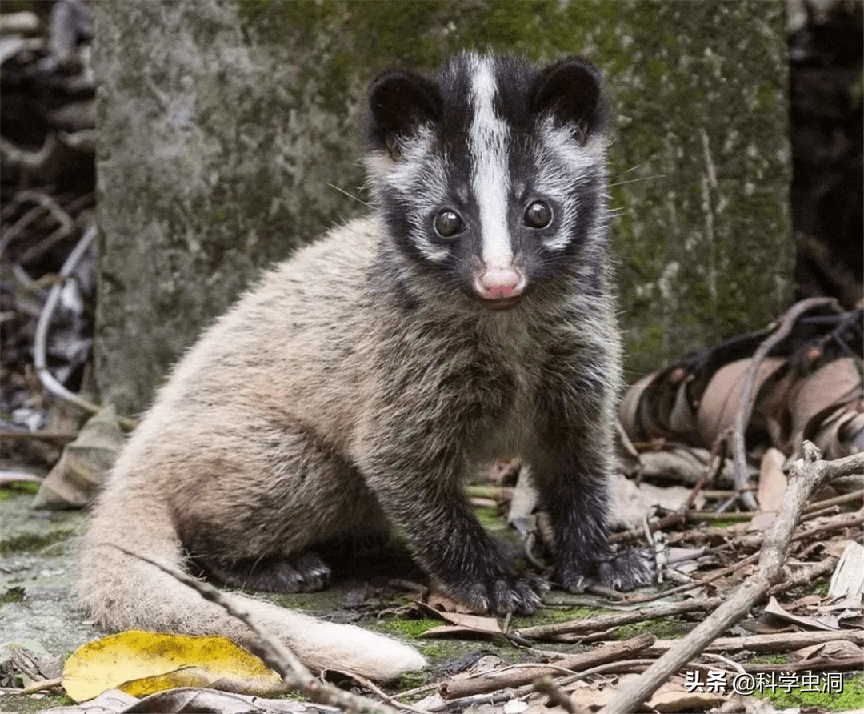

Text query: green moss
(271, 689), (310, 701)
(474, 504), (502, 531)
(378, 618), (440, 638)
(807, 578), (831, 597)
(706, 519), (744, 528)
(0, 695), (74, 713)
(0, 483), (41, 499)
(515, 605), (603, 629)
(417, 642), (446, 660)
(0, 531), (73, 556)
(392, 670), (430, 692)
(264, 591), (329, 612)
(0, 586), (25, 605)
(615, 616), (688, 641)
(754, 674), (864, 711)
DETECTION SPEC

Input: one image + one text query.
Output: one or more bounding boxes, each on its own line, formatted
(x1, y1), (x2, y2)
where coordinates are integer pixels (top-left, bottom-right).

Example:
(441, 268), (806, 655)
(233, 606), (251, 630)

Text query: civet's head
(366, 53), (609, 312)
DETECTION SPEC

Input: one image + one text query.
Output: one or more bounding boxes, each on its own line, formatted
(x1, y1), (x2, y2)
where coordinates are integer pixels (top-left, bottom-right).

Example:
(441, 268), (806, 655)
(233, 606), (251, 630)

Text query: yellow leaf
(63, 630), (283, 702)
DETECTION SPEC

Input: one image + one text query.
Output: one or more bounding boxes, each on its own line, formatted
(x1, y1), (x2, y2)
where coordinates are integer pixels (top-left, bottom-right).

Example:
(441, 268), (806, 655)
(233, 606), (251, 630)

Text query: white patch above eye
(469, 58), (513, 270)
(538, 118), (604, 175)
(388, 127), (437, 185)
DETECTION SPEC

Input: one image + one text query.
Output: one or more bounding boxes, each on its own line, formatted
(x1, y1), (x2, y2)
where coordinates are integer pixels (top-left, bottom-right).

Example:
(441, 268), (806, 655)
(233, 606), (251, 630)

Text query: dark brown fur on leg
(192, 552), (331, 593)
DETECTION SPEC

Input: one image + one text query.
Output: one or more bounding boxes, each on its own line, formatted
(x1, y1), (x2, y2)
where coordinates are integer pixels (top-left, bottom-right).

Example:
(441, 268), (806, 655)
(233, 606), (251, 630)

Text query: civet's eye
(433, 209), (463, 238)
(524, 200), (553, 229)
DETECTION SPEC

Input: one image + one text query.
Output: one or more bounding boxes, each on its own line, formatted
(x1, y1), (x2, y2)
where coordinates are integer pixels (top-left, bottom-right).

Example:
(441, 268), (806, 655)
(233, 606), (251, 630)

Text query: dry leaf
(609, 470), (696, 529)
(829, 541), (864, 599)
(648, 688), (724, 712)
(636, 446), (738, 483)
(619, 307), (861, 460)
(668, 378), (698, 435)
(794, 358), (863, 440)
(618, 371), (658, 441)
(811, 405), (864, 459)
(619, 367), (702, 444)
(696, 357), (786, 449)
(63, 631), (282, 702)
(762, 596), (840, 631)
(794, 640), (864, 663)
(422, 612), (503, 638)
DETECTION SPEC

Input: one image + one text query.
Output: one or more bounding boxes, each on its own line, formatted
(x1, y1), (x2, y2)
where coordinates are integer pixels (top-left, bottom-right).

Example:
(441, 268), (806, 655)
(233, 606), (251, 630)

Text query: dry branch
(647, 630), (864, 656)
(439, 633), (654, 699)
(730, 297), (841, 510)
(601, 444), (864, 714)
(766, 557), (838, 596)
(515, 598), (722, 640)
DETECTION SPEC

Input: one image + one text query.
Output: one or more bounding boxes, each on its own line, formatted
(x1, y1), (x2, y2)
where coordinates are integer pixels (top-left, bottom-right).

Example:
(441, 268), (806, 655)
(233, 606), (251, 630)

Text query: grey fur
(77, 53), (650, 682)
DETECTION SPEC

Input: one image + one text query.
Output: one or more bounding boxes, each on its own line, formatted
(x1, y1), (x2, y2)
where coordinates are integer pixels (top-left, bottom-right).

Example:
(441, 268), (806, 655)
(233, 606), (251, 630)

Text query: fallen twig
(33, 225), (99, 414)
(739, 656), (863, 674)
(515, 598), (722, 640)
(439, 633), (654, 699)
(5, 189), (74, 254)
(646, 629), (864, 656)
(338, 670), (429, 714)
(601, 444), (864, 714)
(766, 557), (839, 596)
(30, 226), (135, 430)
(672, 507), (861, 551)
(0, 134), (57, 175)
(0, 430), (77, 443)
(804, 488), (864, 513)
(730, 297), (841, 510)
(19, 677), (63, 695)
(686, 434), (730, 510)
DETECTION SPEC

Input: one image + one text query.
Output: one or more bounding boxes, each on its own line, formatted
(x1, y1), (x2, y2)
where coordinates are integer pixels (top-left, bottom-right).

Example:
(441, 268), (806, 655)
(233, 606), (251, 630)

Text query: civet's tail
(77, 485), (425, 681)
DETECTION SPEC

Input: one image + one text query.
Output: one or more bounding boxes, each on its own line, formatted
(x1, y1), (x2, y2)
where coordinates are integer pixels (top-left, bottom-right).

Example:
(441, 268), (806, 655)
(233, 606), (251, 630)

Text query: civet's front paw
(447, 570), (549, 615)
(558, 548), (653, 593)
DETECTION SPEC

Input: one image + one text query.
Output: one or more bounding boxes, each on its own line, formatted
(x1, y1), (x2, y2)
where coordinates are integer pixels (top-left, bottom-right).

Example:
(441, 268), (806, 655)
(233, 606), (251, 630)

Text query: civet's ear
(368, 70), (442, 158)
(531, 57), (605, 143)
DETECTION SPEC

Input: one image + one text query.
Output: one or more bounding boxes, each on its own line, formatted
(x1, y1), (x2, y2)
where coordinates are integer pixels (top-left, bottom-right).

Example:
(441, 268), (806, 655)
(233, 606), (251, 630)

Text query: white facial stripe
(469, 57), (512, 269)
